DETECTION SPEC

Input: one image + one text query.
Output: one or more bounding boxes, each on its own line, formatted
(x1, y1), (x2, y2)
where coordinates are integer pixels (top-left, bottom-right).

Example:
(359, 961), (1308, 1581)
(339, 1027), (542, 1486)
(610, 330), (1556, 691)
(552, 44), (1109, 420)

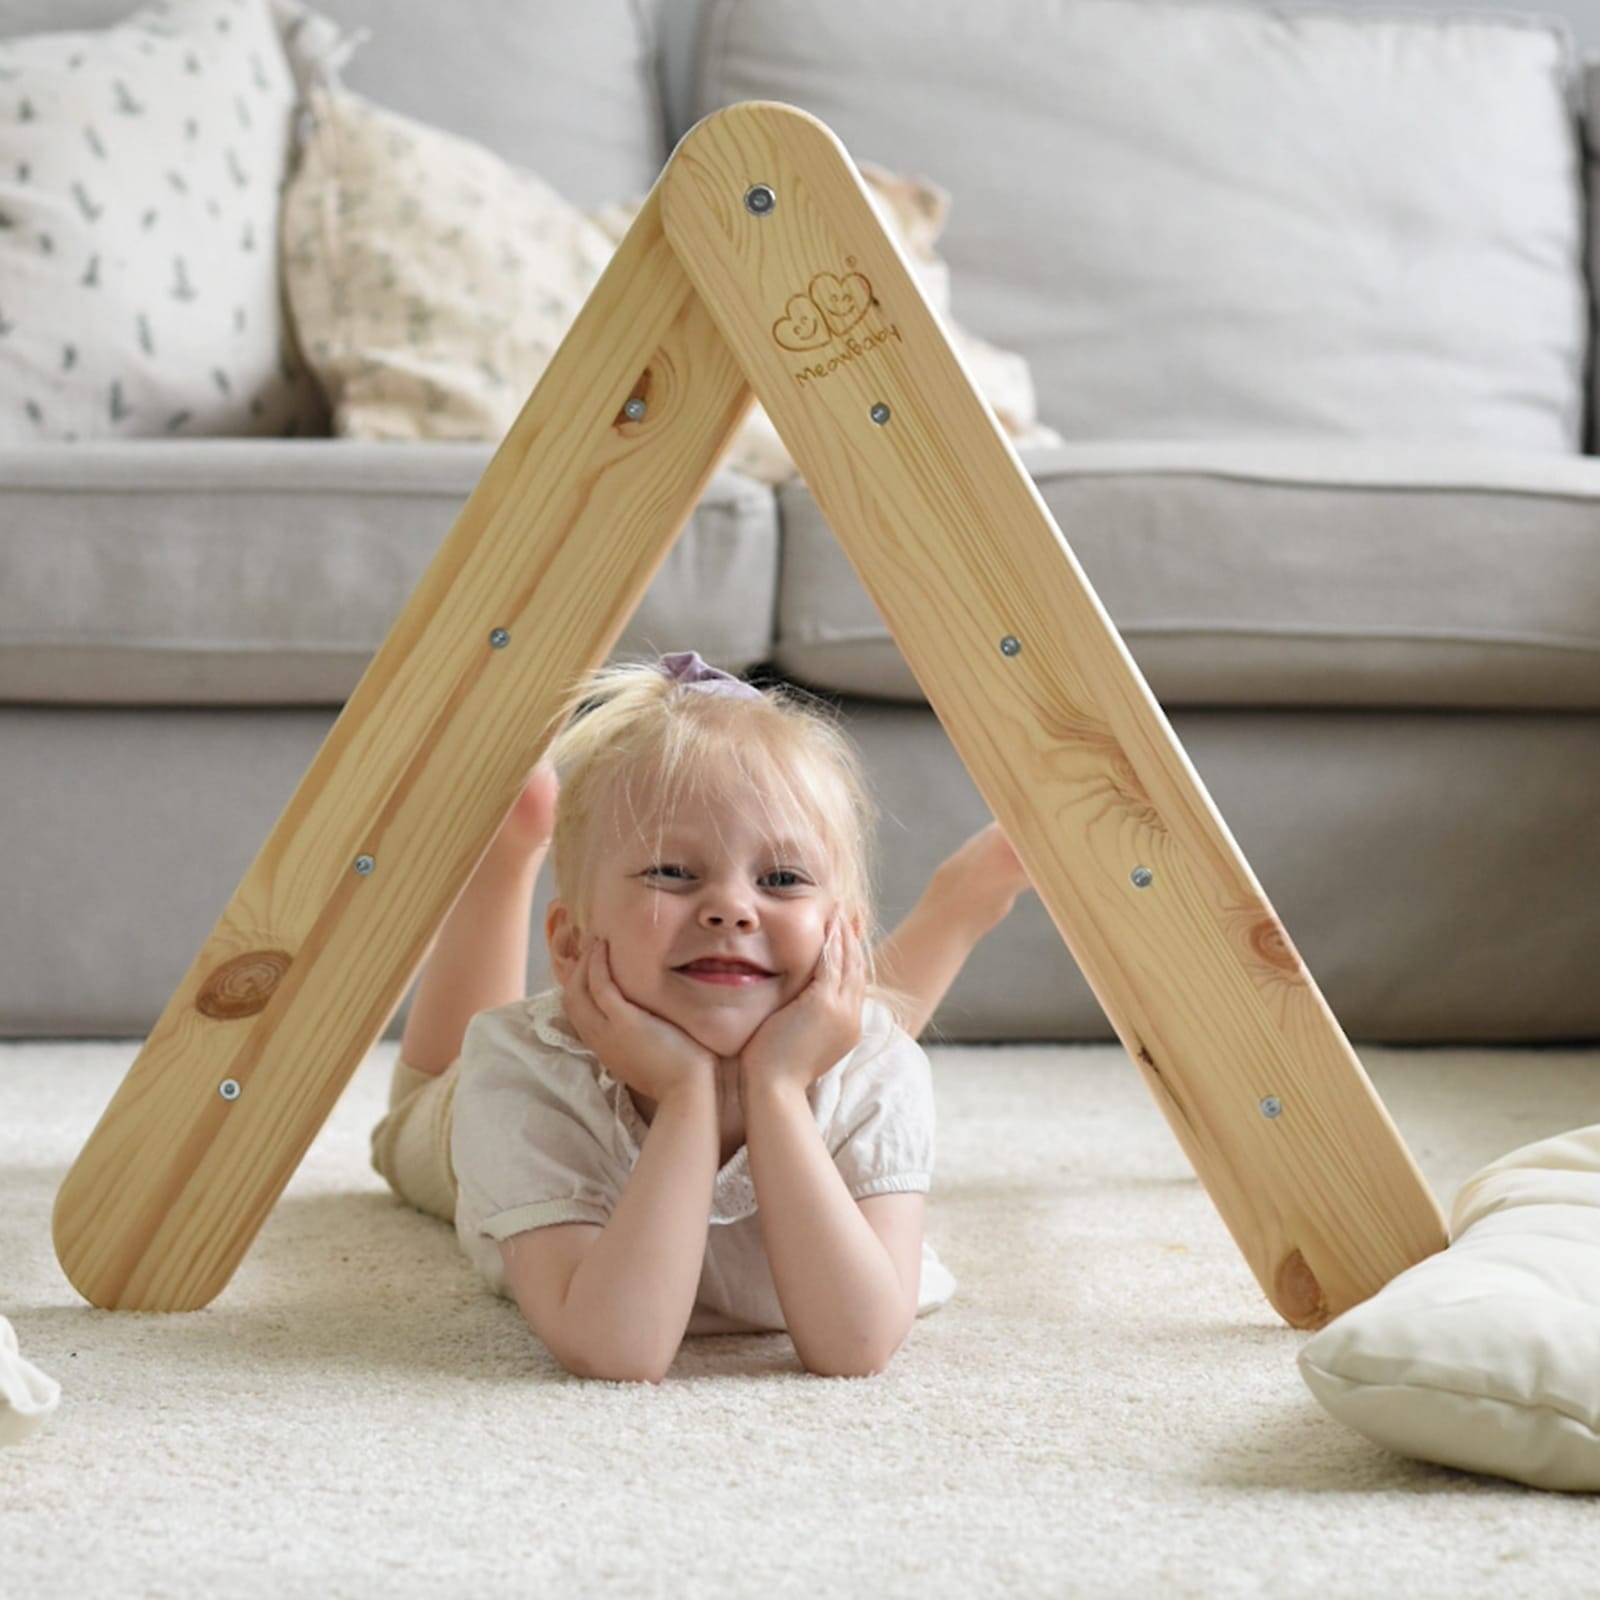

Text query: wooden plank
(53, 185), (755, 1309)
(660, 100), (1447, 1328)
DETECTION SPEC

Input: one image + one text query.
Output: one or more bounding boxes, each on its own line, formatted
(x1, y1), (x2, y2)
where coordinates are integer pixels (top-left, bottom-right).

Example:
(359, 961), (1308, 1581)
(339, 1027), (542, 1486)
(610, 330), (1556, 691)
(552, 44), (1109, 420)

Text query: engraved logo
(772, 292), (830, 352)
(773, 261), (902, 386)
(772, 272), (873, 350)
(809, 272), (872, 337)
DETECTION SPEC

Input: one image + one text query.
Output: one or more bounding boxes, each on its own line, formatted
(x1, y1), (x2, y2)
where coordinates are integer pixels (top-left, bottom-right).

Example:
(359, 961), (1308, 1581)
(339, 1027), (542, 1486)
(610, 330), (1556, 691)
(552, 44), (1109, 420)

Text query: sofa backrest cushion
(291, 0), (668, 206)
(2, 0), (668, 206)
(691, 0), (1587, 453)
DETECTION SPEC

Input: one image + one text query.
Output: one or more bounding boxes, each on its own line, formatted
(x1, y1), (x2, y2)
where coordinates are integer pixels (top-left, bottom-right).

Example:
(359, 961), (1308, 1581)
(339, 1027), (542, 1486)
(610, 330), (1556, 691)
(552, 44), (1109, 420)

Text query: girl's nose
(699, 893), (756, 930)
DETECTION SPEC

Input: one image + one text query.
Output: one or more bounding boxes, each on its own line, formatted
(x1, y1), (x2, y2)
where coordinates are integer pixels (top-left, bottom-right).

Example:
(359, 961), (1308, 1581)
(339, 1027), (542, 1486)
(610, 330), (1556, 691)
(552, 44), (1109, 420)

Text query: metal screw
(1131, 866), (1154, 889)
(623, 398), (647, 421)
(870, 402), (891, 425)
(219, 1079), (241, 1101)
(489, 628), (511, 649)
(354, 855), (375, 876)
(744, 184), (776, 216)
(999, 636), (1021, 657)
(1260, 1096), (1283, 1119)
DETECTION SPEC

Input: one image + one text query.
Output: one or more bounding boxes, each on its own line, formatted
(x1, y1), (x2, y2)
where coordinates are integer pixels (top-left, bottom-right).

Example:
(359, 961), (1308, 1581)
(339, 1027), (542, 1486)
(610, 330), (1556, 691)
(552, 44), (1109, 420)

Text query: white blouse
(450, 989), (957, 1335)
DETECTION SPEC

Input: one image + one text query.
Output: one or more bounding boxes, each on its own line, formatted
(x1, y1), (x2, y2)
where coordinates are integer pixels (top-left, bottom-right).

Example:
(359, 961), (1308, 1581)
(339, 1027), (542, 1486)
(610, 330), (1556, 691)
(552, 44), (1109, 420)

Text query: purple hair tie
(656, 651), (764, 702)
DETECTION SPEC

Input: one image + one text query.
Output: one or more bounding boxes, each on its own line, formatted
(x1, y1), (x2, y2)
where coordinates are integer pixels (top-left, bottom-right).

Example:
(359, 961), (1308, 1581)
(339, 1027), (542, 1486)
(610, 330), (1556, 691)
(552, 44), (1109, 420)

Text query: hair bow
(656, 651), (764, 701)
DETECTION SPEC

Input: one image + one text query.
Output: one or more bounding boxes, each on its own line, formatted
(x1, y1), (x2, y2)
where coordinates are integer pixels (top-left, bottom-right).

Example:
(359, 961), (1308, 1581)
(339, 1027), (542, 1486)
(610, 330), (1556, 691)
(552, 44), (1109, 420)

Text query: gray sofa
(3, 0), (1599, 1043)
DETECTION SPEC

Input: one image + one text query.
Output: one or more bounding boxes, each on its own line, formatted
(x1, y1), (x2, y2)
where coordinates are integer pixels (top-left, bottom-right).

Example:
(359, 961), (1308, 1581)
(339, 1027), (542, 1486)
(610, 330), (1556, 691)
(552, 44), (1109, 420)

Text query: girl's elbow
(801, 1328), (908, 1379)
(554, 1342), (673, 1385)
(529, 1310), (677, 1384)
(575, 1363), (670, 1385)
(803, 1351), (893, 1379)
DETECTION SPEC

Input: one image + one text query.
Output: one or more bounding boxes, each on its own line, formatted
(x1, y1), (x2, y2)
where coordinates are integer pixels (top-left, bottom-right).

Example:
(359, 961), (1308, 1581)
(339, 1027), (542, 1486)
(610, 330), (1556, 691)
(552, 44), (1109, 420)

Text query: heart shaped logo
(808, 272), (872, 337)
(772, 293), (831, 352)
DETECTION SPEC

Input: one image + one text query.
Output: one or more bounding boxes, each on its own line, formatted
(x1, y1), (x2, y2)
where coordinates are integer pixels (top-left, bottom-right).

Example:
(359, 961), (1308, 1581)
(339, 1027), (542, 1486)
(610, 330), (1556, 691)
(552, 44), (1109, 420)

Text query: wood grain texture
(53, 185), (755, 1309)
(661, 101), (1447, 1328)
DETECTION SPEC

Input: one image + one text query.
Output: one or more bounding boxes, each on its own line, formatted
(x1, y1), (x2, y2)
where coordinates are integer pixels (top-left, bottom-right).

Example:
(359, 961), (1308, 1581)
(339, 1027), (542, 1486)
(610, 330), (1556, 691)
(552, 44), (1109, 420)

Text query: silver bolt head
(354, 854), (375, 876)
(489, 628), (511, 649)
(999, 635), (1021, 657)
(623, 397), (647, 421)
(219, 1079), (241, 1101)
(744, 184), (776, 215)
(870, 402), (891, 425)
(1260, 1096), (1283, 1119)
(1131, 866), (1154, 888)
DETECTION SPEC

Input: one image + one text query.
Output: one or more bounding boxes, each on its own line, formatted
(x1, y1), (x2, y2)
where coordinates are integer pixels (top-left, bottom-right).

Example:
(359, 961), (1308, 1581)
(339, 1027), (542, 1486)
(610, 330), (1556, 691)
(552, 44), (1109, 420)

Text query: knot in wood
(196, 949), (292, 1020)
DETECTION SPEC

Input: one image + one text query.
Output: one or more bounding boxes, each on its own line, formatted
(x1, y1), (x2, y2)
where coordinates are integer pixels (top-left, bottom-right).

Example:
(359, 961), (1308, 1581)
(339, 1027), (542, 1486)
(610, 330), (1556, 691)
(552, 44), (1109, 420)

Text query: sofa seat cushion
(773, 442), (1600, 711)
(694, 0), (1585, 454)
(0, 441), (778, 705)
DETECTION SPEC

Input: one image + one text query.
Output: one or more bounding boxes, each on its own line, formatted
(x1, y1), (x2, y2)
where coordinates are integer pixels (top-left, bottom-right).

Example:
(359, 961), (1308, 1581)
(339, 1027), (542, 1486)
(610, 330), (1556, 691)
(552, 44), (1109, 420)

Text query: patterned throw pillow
(281, 86), (1061, 480)
(0, 0), (327, 443)
(281, 83), (617, 444)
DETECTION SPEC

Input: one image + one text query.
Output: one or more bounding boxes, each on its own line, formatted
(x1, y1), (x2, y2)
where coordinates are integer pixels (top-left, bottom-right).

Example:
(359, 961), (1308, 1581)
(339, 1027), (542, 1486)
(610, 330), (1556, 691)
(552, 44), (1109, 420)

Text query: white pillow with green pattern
(0, 0), (326, 442)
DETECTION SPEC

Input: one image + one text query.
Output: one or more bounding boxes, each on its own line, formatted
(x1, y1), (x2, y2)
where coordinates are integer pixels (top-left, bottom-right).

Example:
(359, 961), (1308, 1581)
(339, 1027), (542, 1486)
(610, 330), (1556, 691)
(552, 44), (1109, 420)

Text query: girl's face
(549, 784), (839, 1061)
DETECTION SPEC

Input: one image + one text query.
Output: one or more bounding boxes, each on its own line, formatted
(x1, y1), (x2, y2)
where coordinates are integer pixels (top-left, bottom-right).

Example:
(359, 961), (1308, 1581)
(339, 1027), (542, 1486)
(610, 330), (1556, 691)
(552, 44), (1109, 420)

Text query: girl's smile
(673, 965), (778, 986)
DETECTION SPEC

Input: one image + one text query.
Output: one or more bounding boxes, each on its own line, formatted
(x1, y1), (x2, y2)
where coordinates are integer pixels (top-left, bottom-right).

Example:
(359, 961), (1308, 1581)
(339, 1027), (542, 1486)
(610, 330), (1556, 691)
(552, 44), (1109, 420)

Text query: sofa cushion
(1586, 65), (1600, 452)
(290, 0), (666, 206)
(279, 82), (1063, 484)
(9, 701), (1600, 1041)
(3, 0), (667, 207)
(693, 0), (1586, 453)
(0, 442), (779, 704)
(280, 84), (622, 442)
(0, 0), (328, 444)
(771, 442), (1600, 711)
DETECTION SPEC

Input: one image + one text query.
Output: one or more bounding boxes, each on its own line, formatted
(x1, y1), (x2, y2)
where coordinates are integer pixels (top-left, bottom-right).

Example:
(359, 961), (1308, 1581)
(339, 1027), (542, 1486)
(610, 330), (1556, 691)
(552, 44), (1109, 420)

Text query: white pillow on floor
(0, 1314), (60, 1447)
(1297, 1125), (1600, 1492)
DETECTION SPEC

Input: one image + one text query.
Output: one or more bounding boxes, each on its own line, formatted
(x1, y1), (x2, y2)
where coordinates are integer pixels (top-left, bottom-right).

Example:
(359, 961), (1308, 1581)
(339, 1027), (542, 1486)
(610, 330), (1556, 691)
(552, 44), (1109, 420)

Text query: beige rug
(2, 1037), (1598, 1597)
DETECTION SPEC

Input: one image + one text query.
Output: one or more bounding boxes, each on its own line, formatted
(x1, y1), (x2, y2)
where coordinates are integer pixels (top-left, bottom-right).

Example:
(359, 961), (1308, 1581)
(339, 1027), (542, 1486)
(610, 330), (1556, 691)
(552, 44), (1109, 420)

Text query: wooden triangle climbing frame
(53, 102), (1448, 1326)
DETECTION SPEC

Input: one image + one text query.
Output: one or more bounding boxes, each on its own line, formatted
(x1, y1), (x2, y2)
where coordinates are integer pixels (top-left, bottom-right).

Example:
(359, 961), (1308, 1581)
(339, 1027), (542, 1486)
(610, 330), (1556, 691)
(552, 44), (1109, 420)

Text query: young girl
(372, 651), (1033, 1383)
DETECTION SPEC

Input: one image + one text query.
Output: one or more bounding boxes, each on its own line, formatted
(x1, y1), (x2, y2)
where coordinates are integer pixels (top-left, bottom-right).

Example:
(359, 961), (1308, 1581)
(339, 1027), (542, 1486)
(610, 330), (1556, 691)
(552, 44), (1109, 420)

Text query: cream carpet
(2, 1037), (1598, 1598)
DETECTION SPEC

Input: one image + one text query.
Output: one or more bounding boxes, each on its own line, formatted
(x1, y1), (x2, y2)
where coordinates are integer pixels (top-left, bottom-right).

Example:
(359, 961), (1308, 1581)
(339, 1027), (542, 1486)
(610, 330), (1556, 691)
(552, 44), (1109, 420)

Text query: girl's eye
(644, 865), (808, 889)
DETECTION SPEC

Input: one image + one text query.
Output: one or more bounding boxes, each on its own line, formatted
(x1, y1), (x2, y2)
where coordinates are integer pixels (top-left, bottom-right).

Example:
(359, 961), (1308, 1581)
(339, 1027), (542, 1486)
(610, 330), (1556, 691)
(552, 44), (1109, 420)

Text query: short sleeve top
(450, 988), (957, 1334)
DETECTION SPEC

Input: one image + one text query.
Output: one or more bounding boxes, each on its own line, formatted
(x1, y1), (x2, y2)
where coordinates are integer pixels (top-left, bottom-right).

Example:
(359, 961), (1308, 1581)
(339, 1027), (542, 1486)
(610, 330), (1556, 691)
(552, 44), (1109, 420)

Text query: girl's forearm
(558, 1075), (719, 1383)
(742, 1078), (909, 1376)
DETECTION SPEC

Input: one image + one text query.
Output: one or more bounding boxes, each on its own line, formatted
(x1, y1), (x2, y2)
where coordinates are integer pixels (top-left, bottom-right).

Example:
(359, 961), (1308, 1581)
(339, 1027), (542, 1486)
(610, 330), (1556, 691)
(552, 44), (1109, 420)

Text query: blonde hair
(539, 658), (918, 1034)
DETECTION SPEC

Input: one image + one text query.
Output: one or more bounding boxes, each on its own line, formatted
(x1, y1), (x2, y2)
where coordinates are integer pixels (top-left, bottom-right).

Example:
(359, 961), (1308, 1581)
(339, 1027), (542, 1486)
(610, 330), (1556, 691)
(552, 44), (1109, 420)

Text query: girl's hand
(738, 911), (867, 1100)
(561, 936), (716, 1103)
